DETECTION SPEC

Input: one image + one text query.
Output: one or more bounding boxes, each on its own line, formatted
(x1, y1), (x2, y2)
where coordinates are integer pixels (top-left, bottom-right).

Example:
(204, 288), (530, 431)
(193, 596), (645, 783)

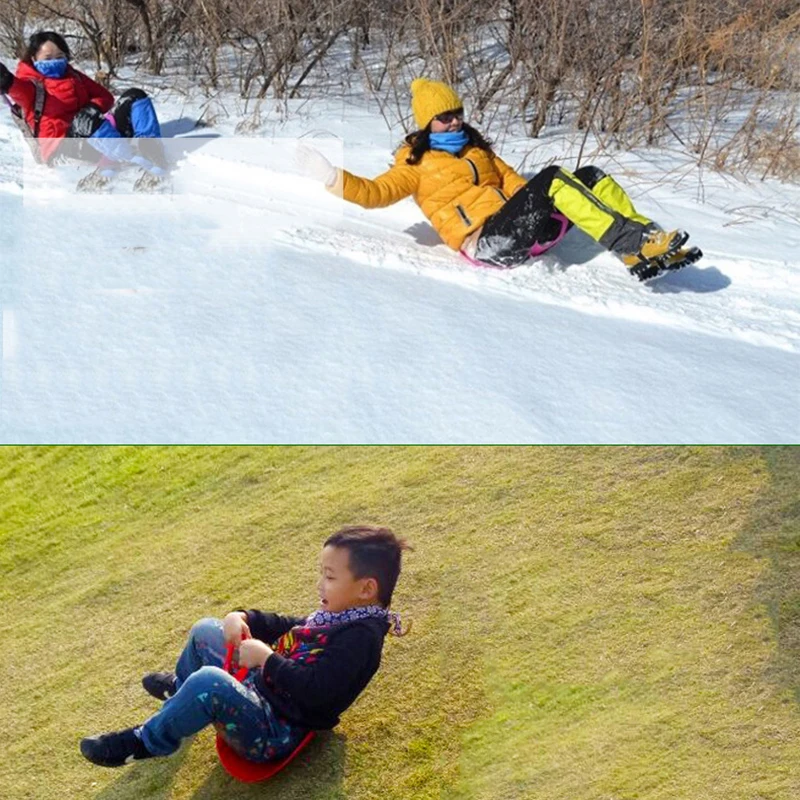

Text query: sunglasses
(434, 109), (464, 124)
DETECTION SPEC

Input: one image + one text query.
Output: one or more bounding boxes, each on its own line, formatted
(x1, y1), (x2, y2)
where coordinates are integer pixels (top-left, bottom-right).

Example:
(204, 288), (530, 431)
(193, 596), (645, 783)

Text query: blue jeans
(139, 618), (307, 761)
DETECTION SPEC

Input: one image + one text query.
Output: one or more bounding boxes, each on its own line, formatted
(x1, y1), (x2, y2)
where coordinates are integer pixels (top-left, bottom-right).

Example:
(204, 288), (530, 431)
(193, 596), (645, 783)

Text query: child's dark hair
(404, 122), (494, 165)
(325, 525), (412, 607)
(22, 31), (71, 64)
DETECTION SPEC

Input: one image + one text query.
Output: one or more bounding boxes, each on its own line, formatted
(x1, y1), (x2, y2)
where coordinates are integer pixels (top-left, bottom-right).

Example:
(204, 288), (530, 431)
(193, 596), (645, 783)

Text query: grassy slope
(0, 447), (799, 800)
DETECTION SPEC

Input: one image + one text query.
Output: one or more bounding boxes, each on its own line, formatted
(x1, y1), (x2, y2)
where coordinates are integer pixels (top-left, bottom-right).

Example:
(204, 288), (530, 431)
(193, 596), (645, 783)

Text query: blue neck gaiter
(429, 129), (469, 155)
(33, 57), (68, 78)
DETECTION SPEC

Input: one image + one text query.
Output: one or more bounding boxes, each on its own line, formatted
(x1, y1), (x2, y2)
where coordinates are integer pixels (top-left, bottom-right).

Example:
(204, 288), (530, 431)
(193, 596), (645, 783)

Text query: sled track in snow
(9, 144), (800, 356)
(273, 225), (800, 355)
(171, 151), (800, 355)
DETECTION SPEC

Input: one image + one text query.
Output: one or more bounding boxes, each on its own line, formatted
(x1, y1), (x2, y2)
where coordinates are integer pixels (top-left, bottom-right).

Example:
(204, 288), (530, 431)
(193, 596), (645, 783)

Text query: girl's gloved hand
(238, 638), (273, 669)
(0, 63), (14, 94)
(295, 143), (337, 186)
(222, 611), (251, 645)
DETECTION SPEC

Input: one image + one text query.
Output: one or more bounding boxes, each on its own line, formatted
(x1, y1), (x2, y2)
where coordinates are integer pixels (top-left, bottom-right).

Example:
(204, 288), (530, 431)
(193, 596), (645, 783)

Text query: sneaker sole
(80, 737), (126, 768)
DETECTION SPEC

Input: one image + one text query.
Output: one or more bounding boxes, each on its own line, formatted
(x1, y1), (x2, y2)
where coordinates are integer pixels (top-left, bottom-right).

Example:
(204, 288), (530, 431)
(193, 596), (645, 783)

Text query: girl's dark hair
(404, 121), (494, 165)
(325, 525), (412, 608)
(22, 31), (71, 65)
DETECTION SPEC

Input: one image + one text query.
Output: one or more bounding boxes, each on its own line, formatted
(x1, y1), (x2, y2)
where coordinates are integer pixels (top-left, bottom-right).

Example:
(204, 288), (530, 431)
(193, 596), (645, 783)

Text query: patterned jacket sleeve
(262, 624), (377, 709)
(242, 610), (306, 644)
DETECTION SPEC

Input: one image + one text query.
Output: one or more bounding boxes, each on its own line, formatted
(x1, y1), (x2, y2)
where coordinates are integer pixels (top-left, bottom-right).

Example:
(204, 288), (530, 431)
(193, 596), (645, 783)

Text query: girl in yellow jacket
(298, 79), (697, 279)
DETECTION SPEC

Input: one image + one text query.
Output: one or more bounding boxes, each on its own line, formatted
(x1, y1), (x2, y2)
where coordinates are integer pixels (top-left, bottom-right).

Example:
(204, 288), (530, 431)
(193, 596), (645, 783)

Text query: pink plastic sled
(215, 639), (315, 783)
(460, 212), (569, 268)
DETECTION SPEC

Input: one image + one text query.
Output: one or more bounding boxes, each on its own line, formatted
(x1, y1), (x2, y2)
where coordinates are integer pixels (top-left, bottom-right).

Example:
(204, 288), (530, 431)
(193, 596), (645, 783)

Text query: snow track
(1, 104), (798, 442)
(273, 223), (800, 354)
(175, 141), (800, 355)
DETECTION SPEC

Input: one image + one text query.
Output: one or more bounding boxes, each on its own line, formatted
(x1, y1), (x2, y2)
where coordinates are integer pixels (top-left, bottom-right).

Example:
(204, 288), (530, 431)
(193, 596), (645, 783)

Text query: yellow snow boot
(622, 228), (689, 270)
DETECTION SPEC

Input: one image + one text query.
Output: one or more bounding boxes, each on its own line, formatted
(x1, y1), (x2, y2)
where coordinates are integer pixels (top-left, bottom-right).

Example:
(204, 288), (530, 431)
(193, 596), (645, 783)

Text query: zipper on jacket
(493, 187), (508, 202)
(455, 204), (472, 227)
(464, 158), (479, 185)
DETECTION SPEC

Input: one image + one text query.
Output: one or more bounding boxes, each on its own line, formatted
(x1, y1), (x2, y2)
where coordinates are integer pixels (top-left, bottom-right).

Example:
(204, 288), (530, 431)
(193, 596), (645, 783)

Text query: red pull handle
(223, 631), (250, 683)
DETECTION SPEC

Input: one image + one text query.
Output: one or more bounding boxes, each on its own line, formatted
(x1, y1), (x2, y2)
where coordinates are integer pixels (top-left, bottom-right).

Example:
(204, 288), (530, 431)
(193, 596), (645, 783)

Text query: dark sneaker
(80, 727), (155, 767)
(142, 671), (177, 701)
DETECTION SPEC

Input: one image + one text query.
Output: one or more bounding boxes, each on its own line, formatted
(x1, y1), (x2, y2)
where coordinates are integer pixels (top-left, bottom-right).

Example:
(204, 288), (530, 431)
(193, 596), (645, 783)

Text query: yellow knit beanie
(410, 78), (463, 130)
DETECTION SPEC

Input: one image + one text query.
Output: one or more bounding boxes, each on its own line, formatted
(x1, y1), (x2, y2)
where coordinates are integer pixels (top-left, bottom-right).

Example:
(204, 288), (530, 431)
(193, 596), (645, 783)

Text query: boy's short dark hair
(325, 526), (412, 608)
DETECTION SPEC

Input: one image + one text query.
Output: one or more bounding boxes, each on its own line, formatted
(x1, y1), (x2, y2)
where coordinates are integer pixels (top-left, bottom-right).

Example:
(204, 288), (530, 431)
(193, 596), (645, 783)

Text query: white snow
(0, 73), (798, 443)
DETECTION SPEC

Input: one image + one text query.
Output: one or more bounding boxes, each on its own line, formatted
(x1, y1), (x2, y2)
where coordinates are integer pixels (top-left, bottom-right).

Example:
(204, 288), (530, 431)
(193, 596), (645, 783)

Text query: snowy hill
(1, 82), (798, 443)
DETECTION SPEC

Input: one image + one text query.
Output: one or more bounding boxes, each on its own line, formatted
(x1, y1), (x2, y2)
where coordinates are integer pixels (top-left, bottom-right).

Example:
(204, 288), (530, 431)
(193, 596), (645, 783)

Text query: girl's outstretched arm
(0, 63), (13, 94)
(6, 69), (36, 112)
(297, 143), (419, 209)
(331, 162), (419, 209)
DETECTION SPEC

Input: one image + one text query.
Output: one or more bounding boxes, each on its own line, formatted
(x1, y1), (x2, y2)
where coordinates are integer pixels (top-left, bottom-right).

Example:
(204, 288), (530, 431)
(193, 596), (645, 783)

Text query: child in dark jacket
(80, 526), (411, 767)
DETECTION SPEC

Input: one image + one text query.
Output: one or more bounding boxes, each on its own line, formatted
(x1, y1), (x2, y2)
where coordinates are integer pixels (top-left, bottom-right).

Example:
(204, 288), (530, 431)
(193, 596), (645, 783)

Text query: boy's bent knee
(182, 665), (231, 690)
(191, 616), (222, 632)
(190, 617), (223, 641)
(195, 665), (229, 680)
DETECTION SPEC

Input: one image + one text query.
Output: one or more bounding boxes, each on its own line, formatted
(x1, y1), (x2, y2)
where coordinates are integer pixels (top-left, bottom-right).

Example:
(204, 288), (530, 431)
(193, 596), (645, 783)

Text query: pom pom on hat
(410, 78), (463, 130)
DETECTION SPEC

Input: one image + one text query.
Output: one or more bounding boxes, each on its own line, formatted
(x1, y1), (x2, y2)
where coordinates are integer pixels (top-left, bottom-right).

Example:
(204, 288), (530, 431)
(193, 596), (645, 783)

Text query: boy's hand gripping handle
(223, 630), (250, 682)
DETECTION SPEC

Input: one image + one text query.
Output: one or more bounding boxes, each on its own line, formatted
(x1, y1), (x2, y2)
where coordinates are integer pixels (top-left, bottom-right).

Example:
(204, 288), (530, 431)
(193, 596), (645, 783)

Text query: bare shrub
(0, 0), (35, 59)
(2, 0), (797, 179)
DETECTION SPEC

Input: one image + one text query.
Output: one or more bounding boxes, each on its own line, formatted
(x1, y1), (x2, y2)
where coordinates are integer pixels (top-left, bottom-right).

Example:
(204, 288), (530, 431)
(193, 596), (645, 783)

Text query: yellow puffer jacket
(330, 141), (528, 251)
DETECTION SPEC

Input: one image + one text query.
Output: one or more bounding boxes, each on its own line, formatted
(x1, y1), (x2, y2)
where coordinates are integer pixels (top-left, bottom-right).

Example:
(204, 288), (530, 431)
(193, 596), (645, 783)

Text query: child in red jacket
(80, 526), (411, 767)
(0, 31), (165, 176)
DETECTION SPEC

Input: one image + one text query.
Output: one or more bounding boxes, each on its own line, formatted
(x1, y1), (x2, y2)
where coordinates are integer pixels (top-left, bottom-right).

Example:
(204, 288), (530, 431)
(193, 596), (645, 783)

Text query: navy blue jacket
(243, 610), (389, 730)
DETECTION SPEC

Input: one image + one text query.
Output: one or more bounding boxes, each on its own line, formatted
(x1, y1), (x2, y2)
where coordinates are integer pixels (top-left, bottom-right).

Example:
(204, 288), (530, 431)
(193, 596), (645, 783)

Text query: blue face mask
(429, 129), (469, 155)
(33, 57), (68, 78)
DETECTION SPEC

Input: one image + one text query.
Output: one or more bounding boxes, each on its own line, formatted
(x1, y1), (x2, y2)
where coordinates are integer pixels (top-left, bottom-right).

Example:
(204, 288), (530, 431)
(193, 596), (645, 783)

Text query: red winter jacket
(8, 61), (114, 163)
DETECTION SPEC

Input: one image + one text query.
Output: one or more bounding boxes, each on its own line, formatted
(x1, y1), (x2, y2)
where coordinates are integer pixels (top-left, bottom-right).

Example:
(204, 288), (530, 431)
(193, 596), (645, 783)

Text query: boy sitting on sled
(80, 526), (411, 767)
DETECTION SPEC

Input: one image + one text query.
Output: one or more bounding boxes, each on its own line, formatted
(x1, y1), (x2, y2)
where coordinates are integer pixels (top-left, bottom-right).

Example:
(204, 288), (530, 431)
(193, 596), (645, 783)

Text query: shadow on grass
(190, 731), (347, 800)
(90, 744), (191, 800)
(734, 446), (800, 703)
(91, 730), (346, 800)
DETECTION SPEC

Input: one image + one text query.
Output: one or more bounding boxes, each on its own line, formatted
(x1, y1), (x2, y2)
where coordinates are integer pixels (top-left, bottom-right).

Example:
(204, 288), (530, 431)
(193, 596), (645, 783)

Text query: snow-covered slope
(1, 88), (798, 443)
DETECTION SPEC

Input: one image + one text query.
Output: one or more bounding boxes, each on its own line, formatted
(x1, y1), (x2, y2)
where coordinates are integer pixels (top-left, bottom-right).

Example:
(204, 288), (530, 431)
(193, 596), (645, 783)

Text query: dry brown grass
(1, 0), (797, 179)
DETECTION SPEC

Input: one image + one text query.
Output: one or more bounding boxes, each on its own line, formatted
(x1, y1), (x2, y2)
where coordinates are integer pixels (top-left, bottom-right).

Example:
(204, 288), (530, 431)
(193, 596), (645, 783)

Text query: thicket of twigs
(1, 0), (798, 179)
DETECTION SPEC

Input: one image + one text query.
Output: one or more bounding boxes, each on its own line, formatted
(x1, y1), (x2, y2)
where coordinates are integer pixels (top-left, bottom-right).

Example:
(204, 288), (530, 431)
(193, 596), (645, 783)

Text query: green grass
(1, 446), (799, 800)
